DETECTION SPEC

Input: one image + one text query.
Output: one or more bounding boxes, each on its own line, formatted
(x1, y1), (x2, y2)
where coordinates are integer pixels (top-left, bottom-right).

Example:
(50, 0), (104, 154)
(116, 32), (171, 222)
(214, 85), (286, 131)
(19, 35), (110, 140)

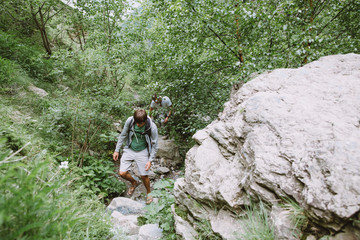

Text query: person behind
(113, 109), (158, 205)
(149, 94), (173, 126)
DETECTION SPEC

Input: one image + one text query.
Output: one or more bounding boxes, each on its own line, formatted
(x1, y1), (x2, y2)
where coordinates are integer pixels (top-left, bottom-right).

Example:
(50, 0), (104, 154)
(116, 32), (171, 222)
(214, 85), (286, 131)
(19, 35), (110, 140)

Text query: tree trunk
(235, 2), (244, 65)
(30, 4), (52, 56)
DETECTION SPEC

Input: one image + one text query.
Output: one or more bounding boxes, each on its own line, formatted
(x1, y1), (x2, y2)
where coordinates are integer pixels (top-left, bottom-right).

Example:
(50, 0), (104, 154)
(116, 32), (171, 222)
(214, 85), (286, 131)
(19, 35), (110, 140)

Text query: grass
(279, 197), (308, 239)
(236, 199), (275, 240)
(195, 219), (222, 240)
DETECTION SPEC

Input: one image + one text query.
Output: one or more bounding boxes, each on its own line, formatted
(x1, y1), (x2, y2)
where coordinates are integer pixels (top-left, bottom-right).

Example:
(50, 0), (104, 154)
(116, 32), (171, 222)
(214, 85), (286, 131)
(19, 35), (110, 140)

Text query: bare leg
(141, 175), (151, 194)
(119, 171), (138, 186)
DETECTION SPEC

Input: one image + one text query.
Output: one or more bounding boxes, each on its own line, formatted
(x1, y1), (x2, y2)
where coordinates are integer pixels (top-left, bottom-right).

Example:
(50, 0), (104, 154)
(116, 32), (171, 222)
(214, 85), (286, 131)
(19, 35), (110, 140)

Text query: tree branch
(313, 0), (330, 21)
(318, 1), (353, 35)
(3, 142), (31, 162)
(205, 65), (232, 77)
(186, 2), (240, 61)
(45, 5), (66, 25)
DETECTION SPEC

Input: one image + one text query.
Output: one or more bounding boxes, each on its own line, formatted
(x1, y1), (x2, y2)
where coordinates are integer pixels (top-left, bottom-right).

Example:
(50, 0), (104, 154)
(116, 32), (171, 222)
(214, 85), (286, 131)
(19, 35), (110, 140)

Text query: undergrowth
(138, 178), (177, 239)
(0, 137), (121, 239)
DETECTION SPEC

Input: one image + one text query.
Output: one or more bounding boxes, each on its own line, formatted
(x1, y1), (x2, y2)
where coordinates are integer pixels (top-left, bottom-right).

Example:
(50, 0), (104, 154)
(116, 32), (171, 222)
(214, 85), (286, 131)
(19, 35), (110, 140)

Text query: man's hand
(145, 161), (151, 171)
(164, 117), (169, 124)
(113, 152), (119, 161)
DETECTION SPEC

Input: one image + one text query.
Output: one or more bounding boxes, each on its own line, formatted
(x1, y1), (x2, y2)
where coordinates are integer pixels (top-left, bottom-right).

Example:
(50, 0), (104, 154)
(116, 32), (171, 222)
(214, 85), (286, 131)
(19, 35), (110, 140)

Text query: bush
(0, 30), (55, 82)
(0, 57), (15, 85)
(71, 154), (126, 199)
(0, 138), (117, 239)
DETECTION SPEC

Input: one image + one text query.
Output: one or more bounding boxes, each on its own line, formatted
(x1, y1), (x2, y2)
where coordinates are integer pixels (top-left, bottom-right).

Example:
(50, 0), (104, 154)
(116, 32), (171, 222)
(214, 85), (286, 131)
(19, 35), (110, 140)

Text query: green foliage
(37, 84), (133, 155)
(0, 31), (55, 82)
(138, 178), (177, 239)
(0, 139), (116, 240)
(0, 57), (16, 85)
(122, 0), (360, 142)
(71, 155), (126, 199)
(0, 129), (25, 154)
(237, 200), (275, 240)
(1, 0), (359, 238)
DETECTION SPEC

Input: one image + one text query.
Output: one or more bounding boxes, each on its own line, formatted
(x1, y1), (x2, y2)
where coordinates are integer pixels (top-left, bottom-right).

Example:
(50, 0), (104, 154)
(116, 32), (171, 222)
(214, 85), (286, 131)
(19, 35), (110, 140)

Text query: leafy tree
(121, 0), (359, 141)
(1, 0), (71, 56)
(73, 0), (132, 92)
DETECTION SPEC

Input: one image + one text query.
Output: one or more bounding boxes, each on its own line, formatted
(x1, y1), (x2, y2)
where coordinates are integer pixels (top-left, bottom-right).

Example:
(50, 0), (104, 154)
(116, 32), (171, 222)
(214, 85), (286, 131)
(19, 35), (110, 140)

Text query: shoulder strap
(143, 118), (152, 137)
(128, 117), (151, 137)
(127, 117), (134, 135)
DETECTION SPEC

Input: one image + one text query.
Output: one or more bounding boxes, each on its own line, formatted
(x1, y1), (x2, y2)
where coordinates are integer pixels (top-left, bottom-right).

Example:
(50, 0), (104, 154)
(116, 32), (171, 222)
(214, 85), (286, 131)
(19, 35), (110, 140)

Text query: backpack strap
(127, 117), (135, 135)
(143, 118), (152, 138)
(127, 117), (152, 138)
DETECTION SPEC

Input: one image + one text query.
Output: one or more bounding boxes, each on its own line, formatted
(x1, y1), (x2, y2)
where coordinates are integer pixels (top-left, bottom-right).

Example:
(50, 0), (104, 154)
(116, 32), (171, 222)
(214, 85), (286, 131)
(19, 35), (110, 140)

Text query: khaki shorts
(119, 148), (150, 176)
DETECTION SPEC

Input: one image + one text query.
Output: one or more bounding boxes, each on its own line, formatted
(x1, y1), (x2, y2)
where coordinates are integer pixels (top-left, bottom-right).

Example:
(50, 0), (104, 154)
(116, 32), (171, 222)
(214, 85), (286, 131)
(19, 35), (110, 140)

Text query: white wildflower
(60, 161), (69, 169)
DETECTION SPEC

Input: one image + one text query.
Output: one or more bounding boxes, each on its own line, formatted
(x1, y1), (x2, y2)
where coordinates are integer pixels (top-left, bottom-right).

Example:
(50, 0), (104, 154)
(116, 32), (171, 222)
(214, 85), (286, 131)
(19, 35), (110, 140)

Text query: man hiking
(113, 109), (158, 205)
(149, 94), (173, 127)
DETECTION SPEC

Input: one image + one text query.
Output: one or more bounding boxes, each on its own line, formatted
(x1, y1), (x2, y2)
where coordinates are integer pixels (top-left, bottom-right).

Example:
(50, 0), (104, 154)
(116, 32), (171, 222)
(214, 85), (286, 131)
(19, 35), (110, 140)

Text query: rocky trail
(106, 135), (183, 239)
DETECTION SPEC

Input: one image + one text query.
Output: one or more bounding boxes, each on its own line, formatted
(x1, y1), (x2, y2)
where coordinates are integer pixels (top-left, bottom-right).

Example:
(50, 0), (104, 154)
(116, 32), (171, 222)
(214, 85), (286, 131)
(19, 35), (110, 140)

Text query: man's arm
(148, 122), (158, 162)
(113, 117), (132, 161)
(164, 105), (173, 124)
(149, 99), (157, 118)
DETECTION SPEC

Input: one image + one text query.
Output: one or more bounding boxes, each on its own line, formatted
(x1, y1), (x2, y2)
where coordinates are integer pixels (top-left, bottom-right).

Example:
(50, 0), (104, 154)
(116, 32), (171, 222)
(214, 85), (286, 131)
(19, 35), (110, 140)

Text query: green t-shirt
(130, 124), (147, 151)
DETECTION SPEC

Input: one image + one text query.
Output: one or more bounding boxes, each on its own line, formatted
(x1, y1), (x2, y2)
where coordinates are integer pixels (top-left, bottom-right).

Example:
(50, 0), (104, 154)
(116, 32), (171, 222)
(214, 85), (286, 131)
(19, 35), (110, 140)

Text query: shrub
(0, 57), (15, 85)
(0, 30), (55, 82)
(71, 154), (126, 200)
(195, 219), (222, 240)
(0, 138), (117, 239)
(280, 197), (308, 239)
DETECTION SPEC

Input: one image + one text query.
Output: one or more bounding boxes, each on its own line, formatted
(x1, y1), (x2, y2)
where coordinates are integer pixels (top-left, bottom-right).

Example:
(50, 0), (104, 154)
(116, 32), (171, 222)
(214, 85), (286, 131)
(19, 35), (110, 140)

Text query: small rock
(107, 197), (145, 215)
(127, 235), (139, 240)
(306, 236), (316, 240)
(28, 85), (48, 97)
(171, 204), (198, 240)
(114, 120), (123, 133)
(89, 150), (100, 156)
(133, 167), (156, 179)
(156, 167), (170, 174)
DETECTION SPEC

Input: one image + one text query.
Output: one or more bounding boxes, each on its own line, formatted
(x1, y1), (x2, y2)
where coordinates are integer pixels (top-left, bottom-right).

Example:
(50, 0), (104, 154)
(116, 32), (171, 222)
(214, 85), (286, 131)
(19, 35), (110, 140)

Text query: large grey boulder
(156, 136), (182, 167)
(174, 54), (360, 239)
(107, 197), (146, 235)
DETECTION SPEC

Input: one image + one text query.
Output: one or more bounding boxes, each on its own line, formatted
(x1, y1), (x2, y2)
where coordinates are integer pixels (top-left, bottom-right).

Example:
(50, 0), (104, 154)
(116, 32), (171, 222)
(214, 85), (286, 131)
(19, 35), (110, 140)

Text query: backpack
(127, 117), (152, 138)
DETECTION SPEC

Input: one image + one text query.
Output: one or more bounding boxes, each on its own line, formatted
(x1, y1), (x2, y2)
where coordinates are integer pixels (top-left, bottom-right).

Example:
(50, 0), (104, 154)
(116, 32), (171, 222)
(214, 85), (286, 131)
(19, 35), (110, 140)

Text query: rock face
(173, 54), (360, 239)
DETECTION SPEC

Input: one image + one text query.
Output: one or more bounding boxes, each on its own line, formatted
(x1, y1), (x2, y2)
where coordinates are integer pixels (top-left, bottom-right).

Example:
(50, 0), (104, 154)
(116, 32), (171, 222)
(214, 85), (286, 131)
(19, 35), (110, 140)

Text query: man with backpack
(149, 94), (173, 127)
(113, 109), (158, 205)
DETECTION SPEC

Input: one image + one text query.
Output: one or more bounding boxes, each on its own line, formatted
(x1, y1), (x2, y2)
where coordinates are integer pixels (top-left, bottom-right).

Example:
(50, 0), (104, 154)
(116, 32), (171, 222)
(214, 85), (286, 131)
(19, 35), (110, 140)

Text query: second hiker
(149, 94), (173, 127)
